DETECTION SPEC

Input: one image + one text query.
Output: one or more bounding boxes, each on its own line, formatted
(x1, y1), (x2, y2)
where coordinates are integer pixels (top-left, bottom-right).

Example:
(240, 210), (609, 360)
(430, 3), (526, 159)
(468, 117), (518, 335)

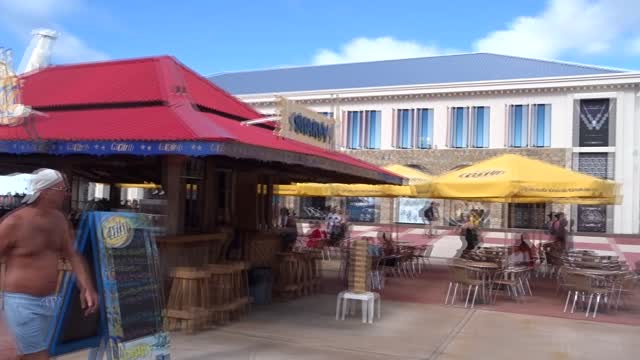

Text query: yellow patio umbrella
(413, 154), (619, 204)
(382, 164), (433, 185)
(271, 164), (431, 197)
(293, 183), (414, 197)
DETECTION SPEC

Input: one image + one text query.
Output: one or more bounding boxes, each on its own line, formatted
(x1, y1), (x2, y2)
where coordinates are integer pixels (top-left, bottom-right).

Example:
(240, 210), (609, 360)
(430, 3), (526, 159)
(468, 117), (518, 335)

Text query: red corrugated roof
(175, 61), (261, 120)
(1, 56), (400, 182)
(21, 58), (167, 107)
(0, 107), (231, 141)
(19, 56), (263, 121)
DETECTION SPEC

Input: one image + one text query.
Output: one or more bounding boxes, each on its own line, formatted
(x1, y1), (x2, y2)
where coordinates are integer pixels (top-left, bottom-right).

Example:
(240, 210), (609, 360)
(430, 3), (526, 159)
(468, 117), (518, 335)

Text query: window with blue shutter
(346, 111), (361, 149)
(509, 105), (529, 147)
(450, 107), (468, 148)
(366, 110), (381, 149)
(471, 106), (490, 148)
(396, 109), (414, 149)
(417, 108), (433, 149)
(531, 104), (551, 147)
(346, 110), (380, 149)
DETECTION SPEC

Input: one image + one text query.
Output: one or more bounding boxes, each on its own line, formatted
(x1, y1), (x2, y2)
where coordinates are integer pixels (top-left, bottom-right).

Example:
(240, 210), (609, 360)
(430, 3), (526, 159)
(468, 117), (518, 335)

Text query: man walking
(423, 201), (439, 237)
(0, 169), (98, 359)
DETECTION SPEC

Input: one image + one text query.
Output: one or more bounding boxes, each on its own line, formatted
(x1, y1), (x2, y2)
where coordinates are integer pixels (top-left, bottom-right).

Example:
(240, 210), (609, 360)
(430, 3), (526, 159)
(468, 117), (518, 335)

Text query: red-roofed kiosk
(0, 56), (401, 339)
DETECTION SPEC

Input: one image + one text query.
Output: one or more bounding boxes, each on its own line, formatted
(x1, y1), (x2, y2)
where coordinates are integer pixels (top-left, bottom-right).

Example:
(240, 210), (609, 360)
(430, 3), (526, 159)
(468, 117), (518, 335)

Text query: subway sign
(289, 113), (333, 143)
(277, 96), (335, 150)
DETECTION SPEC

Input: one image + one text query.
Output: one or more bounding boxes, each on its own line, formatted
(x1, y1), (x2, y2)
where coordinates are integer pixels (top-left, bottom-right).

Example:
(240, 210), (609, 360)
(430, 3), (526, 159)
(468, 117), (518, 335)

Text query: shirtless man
(0, 169), (98, 359)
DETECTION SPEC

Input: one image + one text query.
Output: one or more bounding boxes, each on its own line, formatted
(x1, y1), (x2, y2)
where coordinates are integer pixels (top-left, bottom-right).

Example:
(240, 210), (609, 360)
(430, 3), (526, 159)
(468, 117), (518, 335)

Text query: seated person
(306, 221), (326, 248)
(511, 232), (534, 265)
(280, 210), (298, 251)
(379, 232), (396, 256)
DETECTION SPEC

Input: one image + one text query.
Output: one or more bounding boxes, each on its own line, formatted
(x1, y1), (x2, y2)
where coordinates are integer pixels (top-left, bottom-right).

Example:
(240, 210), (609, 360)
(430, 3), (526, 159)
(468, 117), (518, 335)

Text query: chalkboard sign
(49, 215), (103, 356)
(49, 212), (170, 359)
(102, 228), (163, 342)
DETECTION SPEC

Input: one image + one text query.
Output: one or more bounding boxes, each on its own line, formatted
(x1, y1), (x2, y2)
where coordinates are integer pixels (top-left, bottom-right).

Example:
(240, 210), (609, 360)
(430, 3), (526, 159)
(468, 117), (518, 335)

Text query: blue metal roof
(208, 53), (624, 95)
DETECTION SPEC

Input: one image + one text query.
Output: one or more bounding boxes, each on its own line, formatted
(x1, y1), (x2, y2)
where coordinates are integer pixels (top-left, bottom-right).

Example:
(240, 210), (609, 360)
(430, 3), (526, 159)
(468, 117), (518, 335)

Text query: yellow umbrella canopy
(413, 154), (620, 204)
(382, 164), (432, 185)
(272, 164), (431, 197)
(294, 183), (414, 197)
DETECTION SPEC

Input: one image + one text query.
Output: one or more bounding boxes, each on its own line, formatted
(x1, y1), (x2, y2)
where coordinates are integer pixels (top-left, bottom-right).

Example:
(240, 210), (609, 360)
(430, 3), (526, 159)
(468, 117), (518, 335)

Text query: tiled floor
(58, 294), (640, 360)
(320, 263), (640, 327)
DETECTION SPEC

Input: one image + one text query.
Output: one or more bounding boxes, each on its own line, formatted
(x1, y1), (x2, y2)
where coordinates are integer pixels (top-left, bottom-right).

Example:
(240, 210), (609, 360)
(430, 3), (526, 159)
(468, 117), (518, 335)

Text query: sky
(0, 0), (639, 76)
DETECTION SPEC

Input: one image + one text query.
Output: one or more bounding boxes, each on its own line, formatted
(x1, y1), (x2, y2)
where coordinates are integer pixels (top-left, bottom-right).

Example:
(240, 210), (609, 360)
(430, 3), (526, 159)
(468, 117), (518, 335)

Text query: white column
(379, 108), (393, 150)
(432, 104), (448, 149)
(614, 91), (638, 234)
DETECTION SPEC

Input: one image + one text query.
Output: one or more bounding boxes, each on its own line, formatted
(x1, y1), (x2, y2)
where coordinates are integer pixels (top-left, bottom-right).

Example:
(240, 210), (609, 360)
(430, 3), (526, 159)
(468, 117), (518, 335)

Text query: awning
(413, 154), (620, 204)
(271, 164), (431, 197)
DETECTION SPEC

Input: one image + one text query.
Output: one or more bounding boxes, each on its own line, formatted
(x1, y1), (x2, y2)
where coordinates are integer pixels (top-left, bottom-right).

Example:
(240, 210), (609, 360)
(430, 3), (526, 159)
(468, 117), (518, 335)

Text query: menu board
(49, 212), (170, 359)
(105, 229), (162, 341)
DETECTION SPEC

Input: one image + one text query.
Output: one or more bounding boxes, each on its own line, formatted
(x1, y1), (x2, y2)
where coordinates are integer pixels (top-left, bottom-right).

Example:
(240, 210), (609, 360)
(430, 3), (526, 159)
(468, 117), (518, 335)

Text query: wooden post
(163, 156), (187, 236)
(109, 184), (121, 210)
(256, 175), (264, 230)
(202, 158), (217, 232)
(266, 176), (274, 229)
(234, 171), (259, 231)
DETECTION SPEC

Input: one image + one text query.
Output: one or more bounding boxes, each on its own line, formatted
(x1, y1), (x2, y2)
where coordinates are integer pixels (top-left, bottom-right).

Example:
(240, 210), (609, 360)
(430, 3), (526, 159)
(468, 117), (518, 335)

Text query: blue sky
(0, 0), (639, 75)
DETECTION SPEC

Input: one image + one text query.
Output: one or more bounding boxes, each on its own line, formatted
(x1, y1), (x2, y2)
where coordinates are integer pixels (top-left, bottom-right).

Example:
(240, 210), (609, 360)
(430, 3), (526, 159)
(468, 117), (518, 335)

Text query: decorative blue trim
(0, 140), (223, 156)
(0, 140), (403, 184)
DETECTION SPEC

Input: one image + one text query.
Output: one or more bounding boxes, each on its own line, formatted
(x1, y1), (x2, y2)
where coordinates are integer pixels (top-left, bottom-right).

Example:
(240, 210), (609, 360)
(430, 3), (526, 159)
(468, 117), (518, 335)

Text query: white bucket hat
(21, 168), (64, 204)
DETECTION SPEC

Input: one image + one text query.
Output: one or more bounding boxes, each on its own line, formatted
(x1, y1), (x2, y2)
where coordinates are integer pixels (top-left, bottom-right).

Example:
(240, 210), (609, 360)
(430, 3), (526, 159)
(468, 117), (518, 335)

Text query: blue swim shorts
(2, 292), (58, 355)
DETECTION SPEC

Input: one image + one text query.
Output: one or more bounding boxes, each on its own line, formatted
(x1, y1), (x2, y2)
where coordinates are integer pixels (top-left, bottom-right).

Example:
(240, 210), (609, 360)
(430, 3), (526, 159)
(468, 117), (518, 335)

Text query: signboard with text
(277, 97), (335, 150)
(49, 212), (170, 359)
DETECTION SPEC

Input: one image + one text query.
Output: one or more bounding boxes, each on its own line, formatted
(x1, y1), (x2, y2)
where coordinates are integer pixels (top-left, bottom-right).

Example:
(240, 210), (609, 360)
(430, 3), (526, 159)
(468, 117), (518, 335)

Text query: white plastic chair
(336, 291), (381, 323)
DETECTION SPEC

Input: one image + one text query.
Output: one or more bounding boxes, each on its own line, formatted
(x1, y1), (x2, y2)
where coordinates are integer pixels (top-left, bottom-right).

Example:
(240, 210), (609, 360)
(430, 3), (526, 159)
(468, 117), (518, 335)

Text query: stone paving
(59, 294), (639, 360)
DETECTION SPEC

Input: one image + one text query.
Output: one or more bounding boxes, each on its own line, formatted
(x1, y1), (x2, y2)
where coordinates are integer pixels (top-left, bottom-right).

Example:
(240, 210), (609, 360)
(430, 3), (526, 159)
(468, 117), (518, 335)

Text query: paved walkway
(60, 295), (639, 360)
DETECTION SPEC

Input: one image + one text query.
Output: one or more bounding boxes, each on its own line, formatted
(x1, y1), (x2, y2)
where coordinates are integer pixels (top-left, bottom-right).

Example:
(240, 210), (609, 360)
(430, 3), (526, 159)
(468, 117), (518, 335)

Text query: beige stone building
(209, 53), (640, 234)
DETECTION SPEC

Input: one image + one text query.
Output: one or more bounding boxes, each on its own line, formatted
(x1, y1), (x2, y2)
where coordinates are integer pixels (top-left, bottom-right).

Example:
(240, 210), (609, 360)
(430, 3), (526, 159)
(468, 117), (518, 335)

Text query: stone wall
(343, 147), (572, 175)
(345, 148), (572, 228)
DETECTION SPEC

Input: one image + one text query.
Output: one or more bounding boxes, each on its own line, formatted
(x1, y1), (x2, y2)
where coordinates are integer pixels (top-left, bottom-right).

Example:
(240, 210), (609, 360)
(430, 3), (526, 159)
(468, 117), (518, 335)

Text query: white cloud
(0, 0), (108, 64)
(473, 0), (640, 59)
(53, 33), (109, 63)
(312, 36), (455, 65)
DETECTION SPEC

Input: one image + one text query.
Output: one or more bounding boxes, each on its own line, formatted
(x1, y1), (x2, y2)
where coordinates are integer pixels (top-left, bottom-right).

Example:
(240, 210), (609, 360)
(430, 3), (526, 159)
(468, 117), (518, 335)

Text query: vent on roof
(19, 29), (58, 74)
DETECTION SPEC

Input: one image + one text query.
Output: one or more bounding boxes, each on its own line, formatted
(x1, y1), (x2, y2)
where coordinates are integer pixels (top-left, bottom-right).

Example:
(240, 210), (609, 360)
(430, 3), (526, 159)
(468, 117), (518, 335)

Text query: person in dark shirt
(423, 202), (438, 237)
(552, 212), (569, 250)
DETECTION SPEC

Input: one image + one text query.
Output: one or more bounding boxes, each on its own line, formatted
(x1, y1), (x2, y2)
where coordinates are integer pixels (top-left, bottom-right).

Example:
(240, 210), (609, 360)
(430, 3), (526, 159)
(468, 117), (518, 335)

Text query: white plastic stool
(336, 291), (381, 323)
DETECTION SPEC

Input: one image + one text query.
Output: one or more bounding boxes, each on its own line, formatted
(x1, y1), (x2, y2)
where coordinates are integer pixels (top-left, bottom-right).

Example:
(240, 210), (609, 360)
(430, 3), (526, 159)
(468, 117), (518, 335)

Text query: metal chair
(563, 270), (612, 318)
(445, 265), (483, 308)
